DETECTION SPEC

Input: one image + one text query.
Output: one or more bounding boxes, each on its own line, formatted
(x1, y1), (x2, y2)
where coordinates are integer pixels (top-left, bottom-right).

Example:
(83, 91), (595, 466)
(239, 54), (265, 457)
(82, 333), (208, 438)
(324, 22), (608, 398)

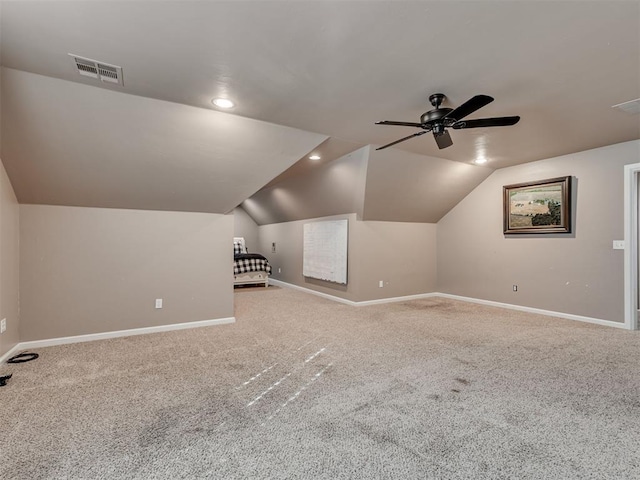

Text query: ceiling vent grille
(612, 98), (640, 115)
(69, 54), (123, 86)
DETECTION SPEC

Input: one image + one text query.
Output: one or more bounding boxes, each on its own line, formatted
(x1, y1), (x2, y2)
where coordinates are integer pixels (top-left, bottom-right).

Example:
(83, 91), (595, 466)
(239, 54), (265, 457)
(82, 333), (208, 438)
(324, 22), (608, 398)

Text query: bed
(233, 237), (272, 287)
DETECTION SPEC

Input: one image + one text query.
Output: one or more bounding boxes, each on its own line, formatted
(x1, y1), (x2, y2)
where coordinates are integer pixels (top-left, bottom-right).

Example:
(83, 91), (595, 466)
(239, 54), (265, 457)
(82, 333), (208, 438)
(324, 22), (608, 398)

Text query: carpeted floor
(1, 286), (640, 479)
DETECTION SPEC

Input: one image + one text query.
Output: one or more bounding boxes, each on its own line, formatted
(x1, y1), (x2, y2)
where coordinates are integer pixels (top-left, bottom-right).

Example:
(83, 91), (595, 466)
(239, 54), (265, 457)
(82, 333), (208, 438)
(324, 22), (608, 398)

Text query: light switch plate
(613, 240), (625, 250)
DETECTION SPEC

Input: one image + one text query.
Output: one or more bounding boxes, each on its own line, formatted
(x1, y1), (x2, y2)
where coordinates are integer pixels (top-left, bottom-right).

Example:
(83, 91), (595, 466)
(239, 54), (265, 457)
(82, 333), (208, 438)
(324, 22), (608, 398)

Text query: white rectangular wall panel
(303, 219), (348, 284)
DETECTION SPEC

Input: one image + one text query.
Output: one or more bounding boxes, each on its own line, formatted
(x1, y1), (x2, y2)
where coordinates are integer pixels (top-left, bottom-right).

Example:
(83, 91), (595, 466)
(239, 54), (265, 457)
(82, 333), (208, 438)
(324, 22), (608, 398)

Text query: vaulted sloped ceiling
(0, 1), (638, 221)
(242, 144), (492, 225)
(1, 1), (637, 167)
(1, 68), (327, 213)
(243, 145), (369, 225)
(363, 148), (492, 223)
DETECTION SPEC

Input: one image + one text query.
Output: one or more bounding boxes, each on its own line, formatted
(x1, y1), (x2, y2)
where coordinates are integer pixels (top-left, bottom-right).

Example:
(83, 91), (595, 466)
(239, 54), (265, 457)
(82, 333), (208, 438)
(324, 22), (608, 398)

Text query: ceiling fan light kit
(376, 93), (520, 151)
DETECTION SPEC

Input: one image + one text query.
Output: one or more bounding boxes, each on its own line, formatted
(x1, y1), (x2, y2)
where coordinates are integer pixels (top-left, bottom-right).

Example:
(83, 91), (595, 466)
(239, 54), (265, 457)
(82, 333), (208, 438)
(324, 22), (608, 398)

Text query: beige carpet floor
(1, 286), (640, 479)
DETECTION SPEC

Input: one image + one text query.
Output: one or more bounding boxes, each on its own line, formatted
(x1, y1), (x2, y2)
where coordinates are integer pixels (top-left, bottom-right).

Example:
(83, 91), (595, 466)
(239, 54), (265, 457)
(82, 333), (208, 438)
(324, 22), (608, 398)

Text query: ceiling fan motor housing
(421, 107), (453, 125)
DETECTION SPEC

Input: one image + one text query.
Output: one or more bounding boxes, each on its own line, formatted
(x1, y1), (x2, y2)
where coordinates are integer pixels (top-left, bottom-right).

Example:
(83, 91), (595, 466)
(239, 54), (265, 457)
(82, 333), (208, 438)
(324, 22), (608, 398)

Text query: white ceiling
(2, 1), (638, 170)
(2, 0), (640, 168)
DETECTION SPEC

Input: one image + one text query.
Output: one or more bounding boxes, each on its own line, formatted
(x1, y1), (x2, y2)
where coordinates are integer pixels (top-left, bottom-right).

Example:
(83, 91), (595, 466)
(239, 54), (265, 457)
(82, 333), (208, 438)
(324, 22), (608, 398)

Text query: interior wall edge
(0, 343), (21, 365)
(0, 154), (20, 359)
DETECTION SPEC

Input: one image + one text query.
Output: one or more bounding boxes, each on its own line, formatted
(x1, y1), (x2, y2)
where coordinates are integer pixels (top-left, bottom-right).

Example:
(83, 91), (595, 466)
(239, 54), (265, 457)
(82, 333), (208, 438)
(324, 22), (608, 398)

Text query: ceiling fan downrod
(429, 93), (445, 109)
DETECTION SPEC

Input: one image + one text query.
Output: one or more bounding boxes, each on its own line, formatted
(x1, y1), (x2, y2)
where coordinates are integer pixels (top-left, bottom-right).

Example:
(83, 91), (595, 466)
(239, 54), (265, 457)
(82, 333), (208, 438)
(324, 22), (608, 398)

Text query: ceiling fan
(375, 93), (520, 150)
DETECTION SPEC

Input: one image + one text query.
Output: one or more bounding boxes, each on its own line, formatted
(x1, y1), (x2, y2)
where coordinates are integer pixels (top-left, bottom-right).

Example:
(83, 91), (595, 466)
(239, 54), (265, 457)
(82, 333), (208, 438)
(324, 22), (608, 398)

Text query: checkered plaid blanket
(234, 253), (272, 275)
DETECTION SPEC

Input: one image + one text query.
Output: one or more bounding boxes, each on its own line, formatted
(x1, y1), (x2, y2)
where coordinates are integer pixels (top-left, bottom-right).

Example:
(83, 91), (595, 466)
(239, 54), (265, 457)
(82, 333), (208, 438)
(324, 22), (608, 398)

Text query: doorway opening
(623, 163), (640, 330)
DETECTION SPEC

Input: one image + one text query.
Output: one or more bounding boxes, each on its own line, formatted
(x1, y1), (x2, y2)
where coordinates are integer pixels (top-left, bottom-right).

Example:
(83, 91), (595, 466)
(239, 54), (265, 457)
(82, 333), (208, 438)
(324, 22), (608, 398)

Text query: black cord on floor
(0, 374), (12, 387)
(7, 352), (39, 364)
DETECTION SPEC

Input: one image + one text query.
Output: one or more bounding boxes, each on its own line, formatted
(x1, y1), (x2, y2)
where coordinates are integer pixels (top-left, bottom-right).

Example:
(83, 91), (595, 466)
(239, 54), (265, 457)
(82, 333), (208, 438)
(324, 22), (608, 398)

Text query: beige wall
(354, 220), (437, 301)
(438, 140), (640, 323)
(0, 159), (20, 357)
(19, 205), (234, 341)
(259, 214), (437, 302)
(233, 206), (260, 254)
(260, 214), (360, 301)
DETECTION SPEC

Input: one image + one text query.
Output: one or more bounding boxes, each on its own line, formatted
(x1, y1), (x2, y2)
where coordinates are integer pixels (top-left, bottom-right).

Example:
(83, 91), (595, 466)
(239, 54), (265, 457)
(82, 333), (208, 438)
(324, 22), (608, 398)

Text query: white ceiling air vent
(69, 54), (123, 86)
(612, 98), (640, 115)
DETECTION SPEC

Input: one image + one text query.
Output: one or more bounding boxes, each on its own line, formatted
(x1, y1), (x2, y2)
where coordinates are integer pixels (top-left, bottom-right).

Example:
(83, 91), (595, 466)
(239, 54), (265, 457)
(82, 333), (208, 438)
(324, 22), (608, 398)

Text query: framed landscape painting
(503, 176), (572, 234)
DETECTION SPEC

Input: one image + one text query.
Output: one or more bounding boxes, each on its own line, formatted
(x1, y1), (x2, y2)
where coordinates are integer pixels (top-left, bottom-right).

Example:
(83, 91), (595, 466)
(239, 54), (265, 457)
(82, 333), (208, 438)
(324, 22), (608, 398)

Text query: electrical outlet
(513, 285), (518, 292)
(278, 267), (281, 273)
(272, 242), (276, 253)
(379, 280), (384, 288)
(155, 299), (163, 309)
(0, 318), (5, 333)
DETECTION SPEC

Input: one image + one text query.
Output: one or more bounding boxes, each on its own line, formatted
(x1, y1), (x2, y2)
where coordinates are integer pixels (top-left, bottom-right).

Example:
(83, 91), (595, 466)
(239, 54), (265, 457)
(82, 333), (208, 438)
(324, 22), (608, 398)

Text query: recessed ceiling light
(474, 157), (488, 165)
(212, 98), (234, 109)
(309, 155), (321, 160)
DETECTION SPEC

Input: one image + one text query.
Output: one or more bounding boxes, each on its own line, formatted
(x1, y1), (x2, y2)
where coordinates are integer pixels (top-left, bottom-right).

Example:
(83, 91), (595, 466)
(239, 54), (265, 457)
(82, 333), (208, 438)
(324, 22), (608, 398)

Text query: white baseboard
(269, 279), (359, 305)
(269, 279), (625, 329)
(0, 343), (24, 364)
(355, 292), (441, 306)
(269, 279), (440, 306)
(270, 279), (437, 306)
(3, 317), (235, 357)
(435, 293), (627, 329)
(3, 283), (626, 362)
